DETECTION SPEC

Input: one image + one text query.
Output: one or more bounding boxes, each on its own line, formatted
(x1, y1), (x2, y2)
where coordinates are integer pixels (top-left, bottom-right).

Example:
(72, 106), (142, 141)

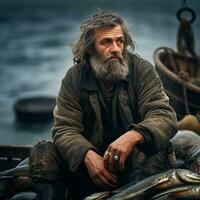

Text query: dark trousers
(29, 141), (106, 200)
(29, 141), (170, 200)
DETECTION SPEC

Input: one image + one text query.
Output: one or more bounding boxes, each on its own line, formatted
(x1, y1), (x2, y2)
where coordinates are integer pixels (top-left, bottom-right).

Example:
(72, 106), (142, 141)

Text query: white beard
(90, 53), (129, 82)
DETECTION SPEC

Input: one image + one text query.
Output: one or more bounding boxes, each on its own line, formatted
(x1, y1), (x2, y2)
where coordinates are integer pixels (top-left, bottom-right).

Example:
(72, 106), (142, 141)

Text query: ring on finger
(114, 155), (119, 161)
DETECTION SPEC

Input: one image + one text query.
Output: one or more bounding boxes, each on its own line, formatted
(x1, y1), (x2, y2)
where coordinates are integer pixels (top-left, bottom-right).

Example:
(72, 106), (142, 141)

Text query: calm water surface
(0, 0), (199, 145)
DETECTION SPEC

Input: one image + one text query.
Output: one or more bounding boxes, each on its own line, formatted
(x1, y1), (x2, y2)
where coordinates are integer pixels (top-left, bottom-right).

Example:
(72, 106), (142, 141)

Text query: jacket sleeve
(51, 66), (95, 172)
(129, 58), (178, 155)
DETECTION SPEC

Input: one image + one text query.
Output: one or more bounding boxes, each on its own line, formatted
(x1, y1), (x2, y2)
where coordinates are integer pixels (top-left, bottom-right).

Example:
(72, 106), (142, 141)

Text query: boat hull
(154, 47), (200, 119)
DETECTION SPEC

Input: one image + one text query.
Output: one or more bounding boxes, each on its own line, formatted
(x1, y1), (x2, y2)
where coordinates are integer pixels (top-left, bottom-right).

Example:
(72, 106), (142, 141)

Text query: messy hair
(72, 10), (135, 65)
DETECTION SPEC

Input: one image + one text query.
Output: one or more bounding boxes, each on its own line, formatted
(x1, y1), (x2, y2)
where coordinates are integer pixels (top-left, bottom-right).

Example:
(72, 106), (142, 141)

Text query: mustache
(104, 52), (124, 63)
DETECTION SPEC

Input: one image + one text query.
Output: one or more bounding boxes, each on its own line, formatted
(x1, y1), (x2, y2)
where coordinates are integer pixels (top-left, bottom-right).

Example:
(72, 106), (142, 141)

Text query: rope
(162, 47), (191, 115)
(162, 47), (178, 73)
(178, 71), (190, 115)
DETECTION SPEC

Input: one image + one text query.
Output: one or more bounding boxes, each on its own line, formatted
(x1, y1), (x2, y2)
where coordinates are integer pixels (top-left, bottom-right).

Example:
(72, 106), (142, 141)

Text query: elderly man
(30, 10), (177, 200)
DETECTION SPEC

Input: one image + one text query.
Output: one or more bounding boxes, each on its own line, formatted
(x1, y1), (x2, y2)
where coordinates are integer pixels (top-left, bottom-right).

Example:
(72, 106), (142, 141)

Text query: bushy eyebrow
(99, 36), (124, 44)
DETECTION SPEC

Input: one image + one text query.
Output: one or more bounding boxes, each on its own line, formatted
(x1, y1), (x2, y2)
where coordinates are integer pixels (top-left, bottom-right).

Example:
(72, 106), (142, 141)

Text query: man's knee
(29, 140), (63, 183)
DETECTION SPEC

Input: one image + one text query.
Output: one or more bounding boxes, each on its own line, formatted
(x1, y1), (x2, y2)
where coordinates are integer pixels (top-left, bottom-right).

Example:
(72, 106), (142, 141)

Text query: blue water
(0, 0), (200, 145)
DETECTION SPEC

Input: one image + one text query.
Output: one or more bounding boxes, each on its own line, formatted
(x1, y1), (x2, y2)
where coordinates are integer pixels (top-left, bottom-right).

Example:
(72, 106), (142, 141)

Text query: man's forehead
(94, 25), (124, 41)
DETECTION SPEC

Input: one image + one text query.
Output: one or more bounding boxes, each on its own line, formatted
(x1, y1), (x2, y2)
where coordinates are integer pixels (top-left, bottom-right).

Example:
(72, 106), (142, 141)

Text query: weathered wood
(154, 47), (200, 119)
(0, 145), (32, 171)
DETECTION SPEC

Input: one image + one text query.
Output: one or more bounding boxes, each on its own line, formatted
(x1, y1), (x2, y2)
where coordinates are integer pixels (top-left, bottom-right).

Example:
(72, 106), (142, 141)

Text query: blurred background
(0, 0), (200, 145)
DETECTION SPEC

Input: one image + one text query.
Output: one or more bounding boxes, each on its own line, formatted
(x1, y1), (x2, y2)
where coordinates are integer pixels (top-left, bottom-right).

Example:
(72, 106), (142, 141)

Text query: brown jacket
(51, 53), (177, 172)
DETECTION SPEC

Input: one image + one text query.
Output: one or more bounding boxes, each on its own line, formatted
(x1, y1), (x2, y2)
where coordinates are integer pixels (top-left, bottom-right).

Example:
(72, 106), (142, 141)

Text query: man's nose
(110, 41), (120, 52)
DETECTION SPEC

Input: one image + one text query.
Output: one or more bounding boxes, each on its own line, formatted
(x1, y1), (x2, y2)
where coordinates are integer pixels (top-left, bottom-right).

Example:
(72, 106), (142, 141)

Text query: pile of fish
(84, 130), (200, 200)
(170, 130), (200, 175)
(0, 158), (37, 200)
(0, 130), (200, 200)
(84, 169), (200, 200)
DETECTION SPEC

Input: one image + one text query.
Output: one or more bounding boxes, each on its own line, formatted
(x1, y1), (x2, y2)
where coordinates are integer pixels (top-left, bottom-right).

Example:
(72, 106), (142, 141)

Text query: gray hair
(72, 10), (135, 65)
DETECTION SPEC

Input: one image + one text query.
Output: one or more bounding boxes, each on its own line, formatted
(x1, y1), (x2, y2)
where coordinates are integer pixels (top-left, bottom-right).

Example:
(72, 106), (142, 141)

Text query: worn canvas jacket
(51, 53), (177, 172)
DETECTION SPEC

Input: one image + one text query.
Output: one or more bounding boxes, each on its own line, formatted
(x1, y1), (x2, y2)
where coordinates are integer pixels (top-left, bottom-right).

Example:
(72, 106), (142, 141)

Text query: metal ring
(114, 155), (119, 161)
(176, 7), (196, 23)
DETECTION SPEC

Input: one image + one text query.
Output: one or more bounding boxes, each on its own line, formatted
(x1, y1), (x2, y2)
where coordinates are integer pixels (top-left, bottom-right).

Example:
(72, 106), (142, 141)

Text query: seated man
(29, 10), (177, 200)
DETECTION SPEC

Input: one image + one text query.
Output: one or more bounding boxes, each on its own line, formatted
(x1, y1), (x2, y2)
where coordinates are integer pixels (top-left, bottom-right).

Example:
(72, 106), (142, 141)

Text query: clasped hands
(84, 130), (144, 189)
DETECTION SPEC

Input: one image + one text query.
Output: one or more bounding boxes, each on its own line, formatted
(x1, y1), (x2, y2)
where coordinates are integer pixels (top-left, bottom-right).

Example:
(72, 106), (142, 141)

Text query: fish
(106, 169), (200, 200)
(150, 184), (200, 200)
(0, 176), (32, 199)
(83, 191), (112, 200)
(169, 185), (200, 200)
(10, 191), (38, 200)
(189, 156), (200, 175)
(170, 130), (200, 174)
(0, 158), (30, 198)
(0, 157), (29, 178)
(0, 165), (29, 177)
(170, 130), (200, 160)
(16, 157), (29, 167)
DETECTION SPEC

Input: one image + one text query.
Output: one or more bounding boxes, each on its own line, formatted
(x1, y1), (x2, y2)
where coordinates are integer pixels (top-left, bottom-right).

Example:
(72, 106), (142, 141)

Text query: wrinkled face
(94, 25), (125, 62)
(90, 25), (128, 82)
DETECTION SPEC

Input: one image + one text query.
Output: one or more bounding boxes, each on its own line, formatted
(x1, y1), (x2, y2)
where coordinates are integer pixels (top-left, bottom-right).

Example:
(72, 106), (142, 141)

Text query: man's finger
(119, 154), (126, 171)
(103, 150), (112, 172)
(103, 170), (118, 185)
(113, 156), (120, 173)
(98, 174), (118, 189)
(110, 149), (120, 173)
(103, 151), (110, 169)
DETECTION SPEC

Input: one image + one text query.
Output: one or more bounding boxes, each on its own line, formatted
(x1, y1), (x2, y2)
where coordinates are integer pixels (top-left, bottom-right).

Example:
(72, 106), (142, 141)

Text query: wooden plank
(0, 145), (32, 171)
(0, 145), (32, 159)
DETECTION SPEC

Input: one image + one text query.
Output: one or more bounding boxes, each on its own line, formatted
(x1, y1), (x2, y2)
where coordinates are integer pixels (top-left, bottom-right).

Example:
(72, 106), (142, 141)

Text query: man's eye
(117, 38), (124, 44)
(101, 39), (112, 45)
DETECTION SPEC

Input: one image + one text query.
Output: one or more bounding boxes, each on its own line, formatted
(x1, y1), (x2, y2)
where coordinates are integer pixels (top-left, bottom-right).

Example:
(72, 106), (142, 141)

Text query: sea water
(0, 0), (199, 145)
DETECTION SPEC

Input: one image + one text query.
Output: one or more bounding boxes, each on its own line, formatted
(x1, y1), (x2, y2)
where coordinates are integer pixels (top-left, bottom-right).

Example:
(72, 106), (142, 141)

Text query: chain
(182, 0), (187, 6)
